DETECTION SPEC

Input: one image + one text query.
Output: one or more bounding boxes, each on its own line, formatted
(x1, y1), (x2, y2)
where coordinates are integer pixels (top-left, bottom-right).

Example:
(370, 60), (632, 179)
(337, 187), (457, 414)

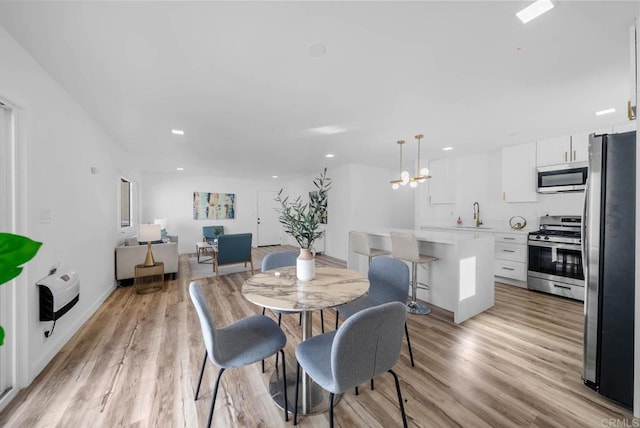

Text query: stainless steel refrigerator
(582, 131), (635, 409)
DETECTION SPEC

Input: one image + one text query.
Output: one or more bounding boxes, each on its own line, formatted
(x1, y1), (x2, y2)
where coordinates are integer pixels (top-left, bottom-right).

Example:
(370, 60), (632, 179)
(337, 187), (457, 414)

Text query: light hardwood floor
(0, 246), (635, 427)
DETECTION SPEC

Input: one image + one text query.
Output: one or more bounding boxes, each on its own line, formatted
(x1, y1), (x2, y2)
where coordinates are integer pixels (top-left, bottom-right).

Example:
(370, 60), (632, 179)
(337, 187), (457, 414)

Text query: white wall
(285, 164), (414, 260)
(141, 172), (282, 254)
(0, 25), (140, 386)
(416, 150), (584, 230)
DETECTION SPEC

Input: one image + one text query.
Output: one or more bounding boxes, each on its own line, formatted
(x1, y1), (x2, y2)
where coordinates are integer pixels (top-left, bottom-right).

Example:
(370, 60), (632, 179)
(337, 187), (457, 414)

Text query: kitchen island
(348, 229), (495, 324)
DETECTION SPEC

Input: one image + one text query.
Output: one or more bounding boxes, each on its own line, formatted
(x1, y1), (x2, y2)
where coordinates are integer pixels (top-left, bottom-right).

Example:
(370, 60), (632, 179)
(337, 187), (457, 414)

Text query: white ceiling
(0, 1), (636, 180)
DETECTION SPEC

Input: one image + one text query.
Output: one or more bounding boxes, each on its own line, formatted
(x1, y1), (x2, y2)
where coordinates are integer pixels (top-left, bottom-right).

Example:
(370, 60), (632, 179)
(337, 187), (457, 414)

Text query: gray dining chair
(189, 282), (288, 428)
(261, 251), (326, 334)
(293, 301), (408, 427)
(335, 256), (415, 367)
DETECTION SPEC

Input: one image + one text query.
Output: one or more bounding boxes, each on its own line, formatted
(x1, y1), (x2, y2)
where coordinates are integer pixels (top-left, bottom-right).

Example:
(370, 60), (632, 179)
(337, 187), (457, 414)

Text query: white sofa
(115, 236), (179, 282)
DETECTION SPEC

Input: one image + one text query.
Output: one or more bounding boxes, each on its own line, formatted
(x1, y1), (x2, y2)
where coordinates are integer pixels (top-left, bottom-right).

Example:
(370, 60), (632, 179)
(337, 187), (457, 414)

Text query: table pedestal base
(268, 361), (341, 415)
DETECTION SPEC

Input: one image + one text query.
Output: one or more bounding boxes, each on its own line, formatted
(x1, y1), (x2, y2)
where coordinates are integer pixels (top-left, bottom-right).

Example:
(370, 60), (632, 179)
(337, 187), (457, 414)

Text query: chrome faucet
(473, 202), (482, 227)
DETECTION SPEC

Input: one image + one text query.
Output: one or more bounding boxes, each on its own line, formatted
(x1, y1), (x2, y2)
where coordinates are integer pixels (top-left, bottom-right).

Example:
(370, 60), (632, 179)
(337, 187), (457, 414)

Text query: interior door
(257, 191), (281, 246)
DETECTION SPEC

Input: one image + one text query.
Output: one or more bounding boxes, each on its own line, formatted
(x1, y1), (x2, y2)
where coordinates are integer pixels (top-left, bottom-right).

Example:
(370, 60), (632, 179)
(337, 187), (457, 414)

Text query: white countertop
(362, 228), (494, 245)
(420, 224), (533, 235)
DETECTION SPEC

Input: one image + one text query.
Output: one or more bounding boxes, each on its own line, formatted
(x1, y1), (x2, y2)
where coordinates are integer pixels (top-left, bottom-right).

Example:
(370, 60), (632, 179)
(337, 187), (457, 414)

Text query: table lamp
(138, 223), (161, 267)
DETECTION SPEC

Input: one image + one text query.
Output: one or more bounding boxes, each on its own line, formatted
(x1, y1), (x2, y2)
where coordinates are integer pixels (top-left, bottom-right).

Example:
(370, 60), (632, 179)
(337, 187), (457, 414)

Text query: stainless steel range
(527, 215), (585, 301)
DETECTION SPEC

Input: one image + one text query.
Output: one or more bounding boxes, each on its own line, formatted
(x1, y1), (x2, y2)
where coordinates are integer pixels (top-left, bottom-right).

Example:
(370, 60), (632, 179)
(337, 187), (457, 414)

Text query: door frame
(0, 97), (29, 412)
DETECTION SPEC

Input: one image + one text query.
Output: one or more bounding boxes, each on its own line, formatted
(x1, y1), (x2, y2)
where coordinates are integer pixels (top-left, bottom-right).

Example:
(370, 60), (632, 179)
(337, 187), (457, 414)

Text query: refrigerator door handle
(581, 180), (589, 281)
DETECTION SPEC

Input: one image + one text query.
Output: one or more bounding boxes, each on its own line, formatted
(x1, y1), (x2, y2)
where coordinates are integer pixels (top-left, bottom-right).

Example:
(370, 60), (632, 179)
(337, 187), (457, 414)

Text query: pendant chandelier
(390, 140), (410, 190)
(390, 134), (431, 190)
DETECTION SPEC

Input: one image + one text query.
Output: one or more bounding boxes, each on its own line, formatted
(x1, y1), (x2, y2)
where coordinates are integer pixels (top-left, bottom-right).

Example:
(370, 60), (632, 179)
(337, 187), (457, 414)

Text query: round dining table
(242, 265), (369, 415)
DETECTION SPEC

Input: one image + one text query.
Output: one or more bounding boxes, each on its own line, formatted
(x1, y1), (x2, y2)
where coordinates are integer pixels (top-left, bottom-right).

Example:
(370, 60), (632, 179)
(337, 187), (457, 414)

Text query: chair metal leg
(404, 322), (415, 367)
(195, 350), (208, 400)
(278, 313), (282, 326)
(207, 368), (225, 428)
(355, 385), (359, 395)
(389, 369), (408, 428)
(371, 378), (374, 390)
(293, 363), (301, 425)
(320, 310), (325, 333)
(299, 312), (302, 325)
(335, 311), (339, 330)
(329, 393), (335, 428)
(280, 350), (288, 422)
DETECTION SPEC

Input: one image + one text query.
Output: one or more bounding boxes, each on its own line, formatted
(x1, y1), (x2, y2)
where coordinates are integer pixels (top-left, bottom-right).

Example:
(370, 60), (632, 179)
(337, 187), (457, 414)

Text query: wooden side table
(196, 241), (214, 263)
(134, 262), (164, 294)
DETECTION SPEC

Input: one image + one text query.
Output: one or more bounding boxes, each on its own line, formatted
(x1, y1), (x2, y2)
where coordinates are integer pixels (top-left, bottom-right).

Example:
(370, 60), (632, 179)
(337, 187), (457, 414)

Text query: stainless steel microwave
(536, 162), (588, 193)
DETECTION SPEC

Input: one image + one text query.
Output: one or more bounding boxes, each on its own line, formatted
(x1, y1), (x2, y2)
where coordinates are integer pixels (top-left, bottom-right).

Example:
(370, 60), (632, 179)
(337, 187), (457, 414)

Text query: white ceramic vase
(296, 248), (315, 281)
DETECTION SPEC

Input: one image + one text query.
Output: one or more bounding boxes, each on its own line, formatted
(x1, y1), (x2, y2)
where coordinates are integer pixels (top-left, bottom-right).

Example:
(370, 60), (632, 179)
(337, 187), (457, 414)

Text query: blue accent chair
(213, 233), (254, 278)
(203, 226), (224, 244)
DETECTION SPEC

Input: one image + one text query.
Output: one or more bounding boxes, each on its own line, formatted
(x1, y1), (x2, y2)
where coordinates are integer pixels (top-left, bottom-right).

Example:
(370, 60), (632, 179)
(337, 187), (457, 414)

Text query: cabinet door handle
(502, 237), (516, 240)
(502, 192), (506, 201)
(501, 267), (515, 271)
(573, 150), (577, 161)
(564, 152), (568, 162)
(502, 249), (516, 253)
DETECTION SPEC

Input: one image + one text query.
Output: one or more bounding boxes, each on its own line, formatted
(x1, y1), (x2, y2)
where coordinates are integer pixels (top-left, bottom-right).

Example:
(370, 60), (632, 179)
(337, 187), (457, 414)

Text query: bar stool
(351, 231), (390, 267)
(390, 232), (438, 315)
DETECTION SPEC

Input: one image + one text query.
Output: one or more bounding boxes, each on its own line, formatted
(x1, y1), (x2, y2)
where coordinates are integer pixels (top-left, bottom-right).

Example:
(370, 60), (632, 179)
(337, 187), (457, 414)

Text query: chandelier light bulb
(409, 180), (418, 188)
(420, 167), (429, 176)
(392, 183), (399, 190)
(401, 171), (410, 184)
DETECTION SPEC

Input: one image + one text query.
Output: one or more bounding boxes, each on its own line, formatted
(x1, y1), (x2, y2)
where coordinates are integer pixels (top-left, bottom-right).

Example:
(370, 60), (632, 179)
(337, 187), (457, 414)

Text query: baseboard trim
(29, 282), (116, 384)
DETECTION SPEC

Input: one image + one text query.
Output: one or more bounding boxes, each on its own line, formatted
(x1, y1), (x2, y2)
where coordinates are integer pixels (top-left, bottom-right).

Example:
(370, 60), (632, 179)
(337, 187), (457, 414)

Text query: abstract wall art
(193, 192), (236, 219)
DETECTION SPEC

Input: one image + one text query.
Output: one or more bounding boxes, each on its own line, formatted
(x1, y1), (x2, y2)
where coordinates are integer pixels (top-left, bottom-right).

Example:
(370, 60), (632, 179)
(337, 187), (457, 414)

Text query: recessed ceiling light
(595, 108), (616, 116)
(310, 126), (346, 135)
(272, 175), (279, 179)
(176, 167), (184, 171)
(172, 129), (184, 135)
(308, 43), (327, 57)
(516, 0), (554, 24)
(325, 153), (335, 158)
(442, 147), (454, 151)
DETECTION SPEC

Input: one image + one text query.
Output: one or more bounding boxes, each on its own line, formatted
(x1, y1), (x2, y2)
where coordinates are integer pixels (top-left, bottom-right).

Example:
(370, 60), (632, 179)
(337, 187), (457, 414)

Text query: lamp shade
(154, 218), (169, 231)
(138, 224), (161, 243)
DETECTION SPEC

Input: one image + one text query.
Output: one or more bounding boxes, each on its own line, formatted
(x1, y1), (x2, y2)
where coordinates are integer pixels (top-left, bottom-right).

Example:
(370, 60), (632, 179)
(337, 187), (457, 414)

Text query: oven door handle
(527, 241), (581, 251)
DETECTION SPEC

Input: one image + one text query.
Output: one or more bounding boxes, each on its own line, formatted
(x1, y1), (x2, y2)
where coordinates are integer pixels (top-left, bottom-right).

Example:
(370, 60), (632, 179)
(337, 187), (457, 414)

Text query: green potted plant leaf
(275, 168), (331, 280)
(0, 233), (42, 346)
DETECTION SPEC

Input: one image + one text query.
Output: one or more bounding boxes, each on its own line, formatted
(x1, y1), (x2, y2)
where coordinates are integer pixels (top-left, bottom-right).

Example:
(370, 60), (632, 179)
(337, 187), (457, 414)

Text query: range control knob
(536, 235), (541, 240)
(544, 236), (550, 240)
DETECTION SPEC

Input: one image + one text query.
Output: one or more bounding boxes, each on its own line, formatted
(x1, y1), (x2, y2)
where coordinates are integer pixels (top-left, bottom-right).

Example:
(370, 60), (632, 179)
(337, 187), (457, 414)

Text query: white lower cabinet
(494, 232), (527, 282)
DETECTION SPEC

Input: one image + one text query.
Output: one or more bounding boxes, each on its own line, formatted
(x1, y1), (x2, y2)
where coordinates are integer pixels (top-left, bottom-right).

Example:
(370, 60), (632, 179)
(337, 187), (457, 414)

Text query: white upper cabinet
(428, 158), (456, 204)
(613, 122), (637, 133)
(568, 133), (589, 163)
(502, 142), (538, 203)
(536, 135), (571, 166)
(537, 134), (590, 166)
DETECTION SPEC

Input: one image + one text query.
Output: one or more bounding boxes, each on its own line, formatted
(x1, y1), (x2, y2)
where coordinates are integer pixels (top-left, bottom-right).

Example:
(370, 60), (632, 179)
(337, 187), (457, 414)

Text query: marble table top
(242, 266), (369, 312)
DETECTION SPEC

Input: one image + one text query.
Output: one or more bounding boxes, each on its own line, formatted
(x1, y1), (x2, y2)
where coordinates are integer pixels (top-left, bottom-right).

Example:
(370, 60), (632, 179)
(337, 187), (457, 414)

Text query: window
(120, 177), (132, 229)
